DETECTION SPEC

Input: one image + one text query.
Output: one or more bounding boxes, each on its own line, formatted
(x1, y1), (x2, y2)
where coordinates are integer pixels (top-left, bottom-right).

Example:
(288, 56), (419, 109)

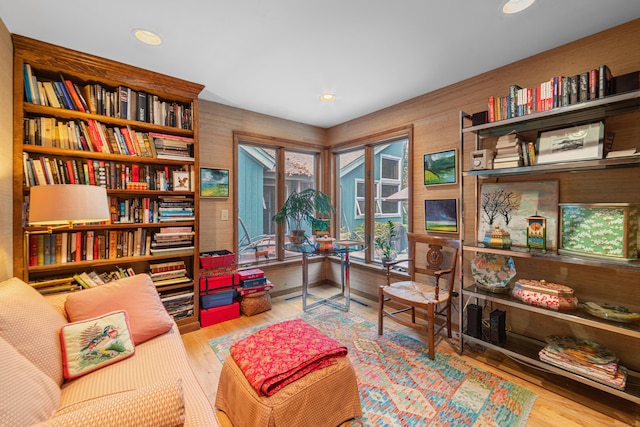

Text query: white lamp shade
(29, 185), (111, 225)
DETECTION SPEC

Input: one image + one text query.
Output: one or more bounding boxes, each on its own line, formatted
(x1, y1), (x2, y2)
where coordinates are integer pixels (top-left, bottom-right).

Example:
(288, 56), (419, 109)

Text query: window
(236, 134), (322, 265)
(335, 132), (410, 264)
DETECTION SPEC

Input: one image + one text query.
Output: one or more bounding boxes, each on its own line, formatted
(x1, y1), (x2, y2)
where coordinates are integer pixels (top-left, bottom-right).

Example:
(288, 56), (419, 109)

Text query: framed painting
(478, 181), (559, 249)
(424, 149), (457, 185)
(536, 121), (604, 164)
(425, 199), (458, 233)
(200, 167), (229, 198)
(172, 170), (190, 191)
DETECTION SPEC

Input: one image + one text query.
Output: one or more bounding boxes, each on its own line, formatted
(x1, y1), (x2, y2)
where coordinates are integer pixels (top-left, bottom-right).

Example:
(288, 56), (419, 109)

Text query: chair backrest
(407, 233), (460, 298)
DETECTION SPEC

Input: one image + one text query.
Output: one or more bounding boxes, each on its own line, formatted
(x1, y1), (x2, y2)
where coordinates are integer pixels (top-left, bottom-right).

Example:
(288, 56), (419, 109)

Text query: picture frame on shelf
(200, 167), (229, 198)
(536, 121), (604, 165)
(424, 149), (457, 185)
(478, 181), (559, 250)
(425, 199), (458, 233)
(172, 170), (191, 192)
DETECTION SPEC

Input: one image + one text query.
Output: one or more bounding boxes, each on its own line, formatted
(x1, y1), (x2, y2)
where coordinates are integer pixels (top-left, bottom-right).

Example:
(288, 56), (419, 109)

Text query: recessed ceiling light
(320, 93), (336, 102)
(132, 28), (162, 46)
(502, 0), (535, 14)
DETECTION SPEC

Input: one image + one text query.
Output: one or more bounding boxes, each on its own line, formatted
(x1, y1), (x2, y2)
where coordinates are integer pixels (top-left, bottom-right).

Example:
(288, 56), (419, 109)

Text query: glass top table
(285, 240), (366, 312)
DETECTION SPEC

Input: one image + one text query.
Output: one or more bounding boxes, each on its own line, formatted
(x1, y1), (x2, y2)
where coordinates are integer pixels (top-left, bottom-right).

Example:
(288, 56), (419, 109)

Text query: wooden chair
(378, 233), (460, 360)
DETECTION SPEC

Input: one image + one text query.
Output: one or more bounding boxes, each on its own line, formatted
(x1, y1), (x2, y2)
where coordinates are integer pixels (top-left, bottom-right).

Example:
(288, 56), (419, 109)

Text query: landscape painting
(200, 168), (229, 198)
(424, 149), (457, 185)
(425, 199), (458, 233)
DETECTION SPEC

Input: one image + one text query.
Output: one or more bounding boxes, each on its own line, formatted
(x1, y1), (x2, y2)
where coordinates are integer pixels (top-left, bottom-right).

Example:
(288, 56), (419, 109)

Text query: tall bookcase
(12, 35), (204, 333)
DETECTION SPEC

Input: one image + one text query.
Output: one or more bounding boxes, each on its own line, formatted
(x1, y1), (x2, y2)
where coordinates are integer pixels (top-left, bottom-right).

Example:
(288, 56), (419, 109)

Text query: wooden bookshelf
(12, 35), (204, 333)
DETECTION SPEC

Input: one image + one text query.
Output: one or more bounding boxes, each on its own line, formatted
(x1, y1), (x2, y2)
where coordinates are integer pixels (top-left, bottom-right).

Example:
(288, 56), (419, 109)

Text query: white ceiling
(2, 1), (640, 128)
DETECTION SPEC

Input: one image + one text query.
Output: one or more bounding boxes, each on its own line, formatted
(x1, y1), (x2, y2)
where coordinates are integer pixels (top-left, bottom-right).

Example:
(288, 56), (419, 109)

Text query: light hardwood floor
(181, 286), (638, 426)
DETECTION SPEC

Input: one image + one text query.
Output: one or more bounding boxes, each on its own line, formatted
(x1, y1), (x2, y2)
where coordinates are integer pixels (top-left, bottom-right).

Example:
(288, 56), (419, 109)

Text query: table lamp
(25, 185), (111, 271)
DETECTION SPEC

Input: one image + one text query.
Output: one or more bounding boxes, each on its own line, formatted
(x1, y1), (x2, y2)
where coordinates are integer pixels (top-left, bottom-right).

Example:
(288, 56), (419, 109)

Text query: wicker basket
(240, 291), (271, 316)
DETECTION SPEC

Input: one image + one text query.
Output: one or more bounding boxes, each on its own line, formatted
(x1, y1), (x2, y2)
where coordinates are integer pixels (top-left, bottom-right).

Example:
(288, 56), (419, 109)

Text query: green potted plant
(272, 188), (336, 245)
(374, 220), (397, 262)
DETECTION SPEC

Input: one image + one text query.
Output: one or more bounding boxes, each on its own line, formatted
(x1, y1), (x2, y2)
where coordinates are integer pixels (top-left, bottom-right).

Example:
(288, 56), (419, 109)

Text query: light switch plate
(221, 209), (229, 221)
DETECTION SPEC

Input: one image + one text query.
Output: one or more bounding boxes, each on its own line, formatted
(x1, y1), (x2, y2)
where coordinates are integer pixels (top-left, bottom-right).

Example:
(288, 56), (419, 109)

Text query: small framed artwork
(172, 170), (190, 191)
(424, 149), (457, 185)
(536, 121), (604, 164)
(425, 199), (458, 233)
(200, 167), (229, 198)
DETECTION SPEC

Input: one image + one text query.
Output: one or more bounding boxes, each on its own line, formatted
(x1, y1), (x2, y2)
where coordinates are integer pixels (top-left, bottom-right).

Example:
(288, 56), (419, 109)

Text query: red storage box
(199, 274), (235, 292)
(200, 302), (240, 327)
(237, 268), (264, 282)
(200, 250), (235, 269)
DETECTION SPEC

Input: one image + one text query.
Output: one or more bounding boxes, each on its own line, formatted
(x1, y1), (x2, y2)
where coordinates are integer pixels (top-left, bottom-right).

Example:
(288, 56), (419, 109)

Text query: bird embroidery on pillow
(79, 323), (128, 362)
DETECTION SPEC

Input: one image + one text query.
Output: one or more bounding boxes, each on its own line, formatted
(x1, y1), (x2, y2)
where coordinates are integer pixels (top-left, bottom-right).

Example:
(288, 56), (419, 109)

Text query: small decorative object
(424, 149), (457, 185)
(314, 237), (336, 252)
(470, 253), (516, 292)
(526, 214), (547, 253)
(582, 302), (640, 323)
(200, 168), (229, 198)
(559, 203), (638, 260)
(512, 279), (578, 311)
(172, 170), (190, 191)
(470, 148), (494, 170)
(536, 121), (604, 165)
(483, 226), (512, 249)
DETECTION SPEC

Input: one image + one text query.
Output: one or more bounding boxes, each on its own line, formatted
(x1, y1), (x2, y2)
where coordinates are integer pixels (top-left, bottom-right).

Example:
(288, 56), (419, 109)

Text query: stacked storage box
(237, 268), (273, 316)
(199, 250), (240, 327)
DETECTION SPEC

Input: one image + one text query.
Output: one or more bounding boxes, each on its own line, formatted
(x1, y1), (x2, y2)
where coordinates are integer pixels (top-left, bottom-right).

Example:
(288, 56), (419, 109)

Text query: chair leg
(411, 307), (415, 324)
(427, 305), (435, 360)
(378, 286), (384, 335)
(446, 303), (452, 338)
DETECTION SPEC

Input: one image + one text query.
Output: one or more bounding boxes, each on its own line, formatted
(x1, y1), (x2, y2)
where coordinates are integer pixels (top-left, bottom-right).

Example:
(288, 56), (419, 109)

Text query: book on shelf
(149, 246), (195, 256)
(493, 159), (523, 169)
(606, 148), (638, 158)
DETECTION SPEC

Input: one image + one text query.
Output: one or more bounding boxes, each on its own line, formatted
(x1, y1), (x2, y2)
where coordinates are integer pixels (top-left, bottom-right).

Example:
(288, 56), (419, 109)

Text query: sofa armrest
(32, 378), (185, 427)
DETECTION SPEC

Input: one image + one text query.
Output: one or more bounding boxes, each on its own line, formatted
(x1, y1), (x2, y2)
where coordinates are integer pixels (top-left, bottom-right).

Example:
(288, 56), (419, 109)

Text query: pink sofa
(0, 275), (218, 426)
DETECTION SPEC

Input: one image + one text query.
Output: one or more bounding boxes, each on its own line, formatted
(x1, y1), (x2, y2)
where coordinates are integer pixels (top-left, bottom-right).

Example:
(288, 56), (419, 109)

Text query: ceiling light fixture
(502, 0), (535, 14)
(320, 93), (336, 102)
(132, 28), (162, 46)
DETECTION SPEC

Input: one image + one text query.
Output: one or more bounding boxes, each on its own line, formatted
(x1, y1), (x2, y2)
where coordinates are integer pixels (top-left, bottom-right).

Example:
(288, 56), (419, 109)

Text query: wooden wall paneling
(0, 19), (12, 280)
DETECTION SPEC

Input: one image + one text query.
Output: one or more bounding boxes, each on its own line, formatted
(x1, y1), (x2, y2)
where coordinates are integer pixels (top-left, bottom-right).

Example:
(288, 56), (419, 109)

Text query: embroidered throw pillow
(60, 310), (135, 380)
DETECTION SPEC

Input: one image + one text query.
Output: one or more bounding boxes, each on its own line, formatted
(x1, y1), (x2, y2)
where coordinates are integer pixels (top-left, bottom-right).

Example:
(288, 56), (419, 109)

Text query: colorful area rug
(209, 306), (537, 426)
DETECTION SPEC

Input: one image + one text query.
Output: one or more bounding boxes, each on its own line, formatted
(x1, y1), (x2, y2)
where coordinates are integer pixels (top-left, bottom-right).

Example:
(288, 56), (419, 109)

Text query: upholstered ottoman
(216, 356), (361, 426)
(214, 319), (362, 426)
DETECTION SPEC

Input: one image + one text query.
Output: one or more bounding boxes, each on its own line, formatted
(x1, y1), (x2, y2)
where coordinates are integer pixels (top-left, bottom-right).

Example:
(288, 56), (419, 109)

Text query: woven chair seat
(384, 281), (450, 305)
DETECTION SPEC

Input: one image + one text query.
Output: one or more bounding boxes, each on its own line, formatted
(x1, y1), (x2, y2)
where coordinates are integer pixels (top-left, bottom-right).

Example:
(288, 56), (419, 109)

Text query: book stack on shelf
(158, 288), (195, 321)
(149, 259), (191, 287)
(150, 132), (195, 162)
(149, 226), (195, 256)
(487, 65), (613, 123)
(158, 195), (195, 222)
(29, 276), (82, 295)
(539, 336), (628, 390)
(493, 132), (524, 169)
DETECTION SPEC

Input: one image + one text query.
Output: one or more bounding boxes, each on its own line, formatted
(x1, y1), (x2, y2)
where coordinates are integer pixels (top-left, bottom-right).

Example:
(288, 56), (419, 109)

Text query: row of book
(23, 116), (195, 161)
(23, 63), (194, 130)
(149, 259), (191, 287)
(158, 196), (195, 223)
(27, 225), (193, 267)
(488, 65), (613, 123)
(108, 197), (195, 224)
(22, 152), (193, 191)
(28, 267), (136, 295)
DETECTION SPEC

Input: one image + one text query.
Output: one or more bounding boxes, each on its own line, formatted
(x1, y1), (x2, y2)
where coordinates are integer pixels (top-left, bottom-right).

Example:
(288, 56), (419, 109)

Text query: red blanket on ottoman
(229, 318), (348, 396)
